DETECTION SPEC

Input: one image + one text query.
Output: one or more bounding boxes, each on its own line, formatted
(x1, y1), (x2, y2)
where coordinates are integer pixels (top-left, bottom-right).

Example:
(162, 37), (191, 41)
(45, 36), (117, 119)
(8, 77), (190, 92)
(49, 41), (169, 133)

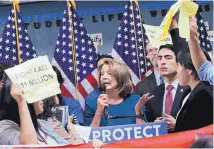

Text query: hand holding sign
(10, 84), (25, 104)
(5, 56), (61, 103)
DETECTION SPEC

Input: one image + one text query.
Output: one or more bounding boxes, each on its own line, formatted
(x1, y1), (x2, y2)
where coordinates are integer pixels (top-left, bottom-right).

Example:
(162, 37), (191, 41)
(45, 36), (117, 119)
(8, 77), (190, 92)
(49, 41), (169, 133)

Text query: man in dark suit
(136, 42), (162, 97)
(145, 44), (190, 123)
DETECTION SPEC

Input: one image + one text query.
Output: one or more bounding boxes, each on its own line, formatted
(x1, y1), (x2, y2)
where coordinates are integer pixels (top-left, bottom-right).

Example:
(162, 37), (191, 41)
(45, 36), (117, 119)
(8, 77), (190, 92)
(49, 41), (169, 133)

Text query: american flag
(52, 4), (98, 109)
(196, 13), (212, 52)
(112, 1), (152, 86)
(0, 8), (37, 64)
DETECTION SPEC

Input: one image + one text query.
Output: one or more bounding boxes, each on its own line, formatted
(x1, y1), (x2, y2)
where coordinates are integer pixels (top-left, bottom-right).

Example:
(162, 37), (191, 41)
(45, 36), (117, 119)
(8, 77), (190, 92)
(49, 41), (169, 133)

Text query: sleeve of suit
(170, 28), (188, 56)
(145, 100), (156, 122)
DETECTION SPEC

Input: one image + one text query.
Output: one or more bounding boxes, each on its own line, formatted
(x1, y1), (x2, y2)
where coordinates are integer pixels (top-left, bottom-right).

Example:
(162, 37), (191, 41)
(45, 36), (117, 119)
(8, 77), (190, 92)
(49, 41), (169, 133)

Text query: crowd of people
(0, 13), (213, 148)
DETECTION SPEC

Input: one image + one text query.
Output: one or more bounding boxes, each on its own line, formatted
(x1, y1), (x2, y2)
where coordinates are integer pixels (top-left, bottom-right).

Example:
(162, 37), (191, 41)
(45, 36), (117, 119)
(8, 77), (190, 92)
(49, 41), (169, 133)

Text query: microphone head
(99, 84), (106, 94)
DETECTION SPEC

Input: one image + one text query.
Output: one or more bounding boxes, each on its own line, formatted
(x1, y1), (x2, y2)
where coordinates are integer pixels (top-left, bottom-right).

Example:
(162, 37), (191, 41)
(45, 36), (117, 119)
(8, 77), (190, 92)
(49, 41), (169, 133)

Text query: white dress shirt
(154, 70), (162, 86)
(162, 79), (179, 114)
(176, 93), (191, 120)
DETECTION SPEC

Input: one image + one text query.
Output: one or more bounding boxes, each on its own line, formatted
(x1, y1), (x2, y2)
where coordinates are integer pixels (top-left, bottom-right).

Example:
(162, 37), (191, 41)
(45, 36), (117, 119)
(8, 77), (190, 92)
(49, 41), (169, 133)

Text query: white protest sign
(5, 56), (61, 103)
(143, 24), (172, 48)
(89, 33), (103, 47)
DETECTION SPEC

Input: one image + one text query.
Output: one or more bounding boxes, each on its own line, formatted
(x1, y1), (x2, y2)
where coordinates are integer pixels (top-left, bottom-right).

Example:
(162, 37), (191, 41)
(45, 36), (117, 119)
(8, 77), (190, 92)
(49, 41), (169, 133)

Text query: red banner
(45, 124), (213, 148)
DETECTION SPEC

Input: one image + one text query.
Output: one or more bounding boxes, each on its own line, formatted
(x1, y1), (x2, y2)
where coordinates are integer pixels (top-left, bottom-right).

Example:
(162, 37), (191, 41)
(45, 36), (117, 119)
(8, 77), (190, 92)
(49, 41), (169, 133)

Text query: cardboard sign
(5, 56), (61, 103)
(143, 24), (172, 48)
(75, 121), (167, 143)
(89, 33), (103, 47)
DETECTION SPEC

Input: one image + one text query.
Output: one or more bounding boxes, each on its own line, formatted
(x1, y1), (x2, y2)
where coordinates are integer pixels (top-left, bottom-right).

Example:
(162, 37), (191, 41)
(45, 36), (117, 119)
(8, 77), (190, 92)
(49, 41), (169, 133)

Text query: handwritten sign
(75, 121), (167, 143)
(89, 33), (103, 47)
(5, 56), (61, 103)
(143, 24), (172, 48)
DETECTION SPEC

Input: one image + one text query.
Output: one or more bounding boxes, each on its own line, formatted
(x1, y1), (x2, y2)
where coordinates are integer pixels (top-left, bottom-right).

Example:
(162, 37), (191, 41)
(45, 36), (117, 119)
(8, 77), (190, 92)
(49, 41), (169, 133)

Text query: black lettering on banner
(92, 16), (98, 23)
(161, 9), (168, 17)
(34, 22), (41, 29)
(101, 15), (105, 22)
(108, 14), (114, 21)
(56, 19), (62, 27)
(118, 13), (123, 20)
(24, 23), (29, 29)
(45, 21), (52, 27)
(204, 5), (210, 12)
(150, 10), (157, 17)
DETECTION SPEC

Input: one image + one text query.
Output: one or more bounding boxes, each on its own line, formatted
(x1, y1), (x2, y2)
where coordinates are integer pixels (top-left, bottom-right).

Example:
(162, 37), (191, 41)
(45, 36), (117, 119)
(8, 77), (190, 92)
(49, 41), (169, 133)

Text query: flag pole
(136, 1), (148, 73)
(67, 0), (79, 100)
(13, 0), (21, 64)
(130, 0), (141, 80)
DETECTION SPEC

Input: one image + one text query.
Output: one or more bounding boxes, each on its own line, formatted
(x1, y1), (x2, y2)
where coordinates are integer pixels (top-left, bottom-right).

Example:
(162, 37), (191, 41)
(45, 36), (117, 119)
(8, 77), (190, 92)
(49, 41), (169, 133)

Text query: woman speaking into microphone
(84, 59), (151, 127)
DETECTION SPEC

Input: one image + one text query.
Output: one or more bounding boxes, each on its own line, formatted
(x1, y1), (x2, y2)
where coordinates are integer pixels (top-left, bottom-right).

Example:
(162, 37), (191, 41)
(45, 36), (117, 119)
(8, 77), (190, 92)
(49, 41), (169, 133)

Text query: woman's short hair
(98, 59), (132, 98)
(177, 48), (211, 78)
(0, 76), (38, 131)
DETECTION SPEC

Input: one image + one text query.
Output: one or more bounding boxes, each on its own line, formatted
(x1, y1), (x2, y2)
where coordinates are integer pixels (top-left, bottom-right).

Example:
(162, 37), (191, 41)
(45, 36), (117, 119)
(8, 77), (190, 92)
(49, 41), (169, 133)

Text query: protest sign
(74, 121), (167, 143)
(89, 33), (103, 47)
(5, 56), (61, 103)
(143, 24), (172, 48)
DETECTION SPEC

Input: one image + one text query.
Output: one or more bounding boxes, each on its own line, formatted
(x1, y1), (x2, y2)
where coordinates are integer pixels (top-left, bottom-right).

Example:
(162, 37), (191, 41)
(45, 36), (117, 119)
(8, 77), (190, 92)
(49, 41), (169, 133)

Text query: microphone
(107, 114), (147, 122)
(99, 84), (108, 120)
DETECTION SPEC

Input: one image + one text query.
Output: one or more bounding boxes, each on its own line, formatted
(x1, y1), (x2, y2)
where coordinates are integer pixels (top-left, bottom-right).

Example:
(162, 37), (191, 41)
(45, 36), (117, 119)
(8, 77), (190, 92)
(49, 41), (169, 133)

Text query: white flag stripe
(81, 78), (94, 94)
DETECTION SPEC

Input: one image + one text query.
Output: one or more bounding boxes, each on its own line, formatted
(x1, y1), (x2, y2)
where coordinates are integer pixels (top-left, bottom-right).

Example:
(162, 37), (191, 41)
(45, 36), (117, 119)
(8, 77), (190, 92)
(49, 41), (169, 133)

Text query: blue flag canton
(53, 6), (97, 84)
(0, 9), (37, 64)
(113, 1), (151, 79)
(196, 13), (212, 52)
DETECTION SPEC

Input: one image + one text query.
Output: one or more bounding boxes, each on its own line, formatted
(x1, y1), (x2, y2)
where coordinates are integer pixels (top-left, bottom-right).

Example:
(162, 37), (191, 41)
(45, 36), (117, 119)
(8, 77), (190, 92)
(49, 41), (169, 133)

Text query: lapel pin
(180, 89), (184, 92)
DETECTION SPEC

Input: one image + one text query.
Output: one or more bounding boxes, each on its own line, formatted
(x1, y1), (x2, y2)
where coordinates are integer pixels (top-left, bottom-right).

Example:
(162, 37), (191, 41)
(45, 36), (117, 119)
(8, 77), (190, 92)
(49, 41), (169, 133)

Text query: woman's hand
(96, 94), (108, 115)
(135, 93), (154, 115)
(10, 84), (25, 104)
(92, 139), (103, 149)
(162, 113), (176, 131)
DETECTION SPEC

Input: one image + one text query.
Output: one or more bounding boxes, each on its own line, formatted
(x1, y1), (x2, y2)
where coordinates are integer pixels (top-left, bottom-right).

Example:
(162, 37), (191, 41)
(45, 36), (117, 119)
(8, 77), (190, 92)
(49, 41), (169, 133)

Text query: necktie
(165, 85), (173, 115)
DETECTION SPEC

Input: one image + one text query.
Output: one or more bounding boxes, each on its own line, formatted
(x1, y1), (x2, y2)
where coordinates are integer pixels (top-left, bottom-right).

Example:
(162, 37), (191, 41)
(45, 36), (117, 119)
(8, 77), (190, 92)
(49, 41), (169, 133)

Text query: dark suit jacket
(174, 81), (213, 132)
(145, 83), (190, 122)
(136, 72), (157, 97)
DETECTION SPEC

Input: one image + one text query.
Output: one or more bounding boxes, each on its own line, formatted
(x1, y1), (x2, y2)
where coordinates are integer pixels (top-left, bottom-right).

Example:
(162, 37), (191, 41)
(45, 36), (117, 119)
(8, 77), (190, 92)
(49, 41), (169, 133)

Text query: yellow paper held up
(158, 0), (183, 39)
(180, 1), (198, 16)
(179, 1), (198, 41)
(5, 56), (61, 103)
(143, 24), (172, 49)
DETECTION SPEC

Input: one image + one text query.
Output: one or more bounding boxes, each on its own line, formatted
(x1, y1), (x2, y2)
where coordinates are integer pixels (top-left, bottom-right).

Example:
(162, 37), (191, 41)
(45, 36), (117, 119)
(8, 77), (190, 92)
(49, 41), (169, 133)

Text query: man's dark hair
(159, 44), (175, 54)
(158, 44), (177, 62)
(177, 48), (211, 78)
(96, 54), (114, 65)
(189, 135), (213, 148)
(52, 65), (64, 85)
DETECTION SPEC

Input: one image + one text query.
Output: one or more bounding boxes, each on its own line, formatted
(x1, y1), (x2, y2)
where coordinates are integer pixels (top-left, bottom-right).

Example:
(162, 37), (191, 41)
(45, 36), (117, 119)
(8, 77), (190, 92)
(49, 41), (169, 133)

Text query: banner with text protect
(74, 121), (167, 143)
(5, 56), (61, 103)
(143, 24), (172, 48)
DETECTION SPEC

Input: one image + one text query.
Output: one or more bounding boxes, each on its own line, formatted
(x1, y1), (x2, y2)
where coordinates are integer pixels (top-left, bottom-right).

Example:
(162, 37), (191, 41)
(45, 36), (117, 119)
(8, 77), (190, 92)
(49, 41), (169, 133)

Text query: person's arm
(188, 17), (207, 70)
(135, 93), (153, 123)
(10, 84), (37, 145)
(170, 17), (188, 56)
